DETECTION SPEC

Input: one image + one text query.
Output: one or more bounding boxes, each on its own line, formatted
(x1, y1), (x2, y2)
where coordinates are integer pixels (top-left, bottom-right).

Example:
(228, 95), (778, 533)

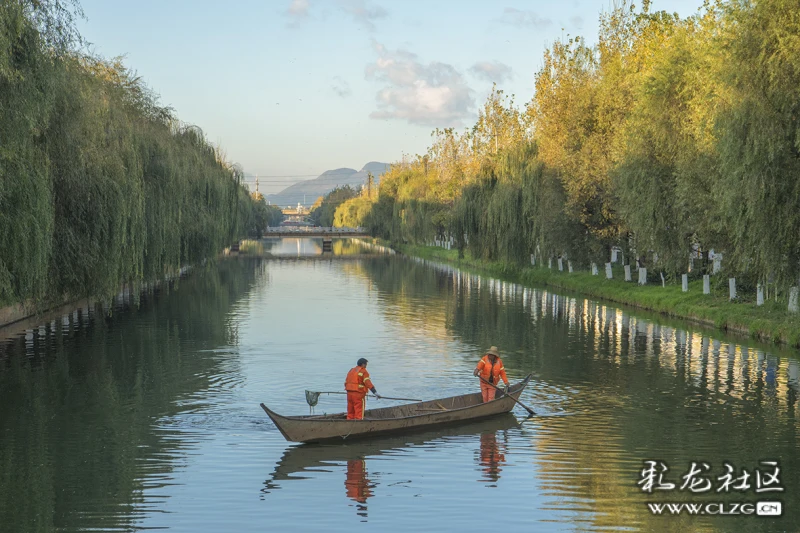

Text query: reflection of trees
(351, 257), (800, 532)
(0, 258), (265, 532)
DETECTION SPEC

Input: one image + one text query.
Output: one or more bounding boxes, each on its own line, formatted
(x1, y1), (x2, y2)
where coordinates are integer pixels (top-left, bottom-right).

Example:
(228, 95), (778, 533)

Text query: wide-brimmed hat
(485, 346), (500, 357)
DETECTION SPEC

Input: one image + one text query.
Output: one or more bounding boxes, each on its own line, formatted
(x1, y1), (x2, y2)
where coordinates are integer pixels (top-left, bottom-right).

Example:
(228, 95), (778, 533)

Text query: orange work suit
(345, 366), (375, 420)
(475, 355), (509, 402)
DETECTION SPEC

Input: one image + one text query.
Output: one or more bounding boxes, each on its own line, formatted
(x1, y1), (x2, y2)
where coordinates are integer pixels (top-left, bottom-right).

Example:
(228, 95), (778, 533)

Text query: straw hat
(486, 346), (500, 357)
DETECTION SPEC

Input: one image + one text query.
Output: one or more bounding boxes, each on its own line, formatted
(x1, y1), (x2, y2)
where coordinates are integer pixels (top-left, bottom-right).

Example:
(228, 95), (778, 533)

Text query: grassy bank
(394, 243), (800, 349)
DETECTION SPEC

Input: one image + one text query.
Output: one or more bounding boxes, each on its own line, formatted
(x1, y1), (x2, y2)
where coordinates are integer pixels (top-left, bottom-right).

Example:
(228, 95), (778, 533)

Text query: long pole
(479, 376), (535, 416)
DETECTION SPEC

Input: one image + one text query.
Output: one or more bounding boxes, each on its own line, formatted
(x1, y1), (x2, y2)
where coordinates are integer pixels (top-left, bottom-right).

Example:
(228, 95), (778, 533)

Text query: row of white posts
(431, 235), (456, 250)
(536, 253), (800, 314)
(536, 254), (575, 273)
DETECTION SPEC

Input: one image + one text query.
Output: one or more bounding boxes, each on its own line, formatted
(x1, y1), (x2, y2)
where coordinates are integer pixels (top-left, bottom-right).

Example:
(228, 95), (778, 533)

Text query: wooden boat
(260, 374), (532, 443)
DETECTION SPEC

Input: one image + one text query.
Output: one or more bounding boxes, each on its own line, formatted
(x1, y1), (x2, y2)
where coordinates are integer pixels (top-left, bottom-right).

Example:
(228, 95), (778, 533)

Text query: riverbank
(392, 242), (800, 349)
(0, 263), (197, 338)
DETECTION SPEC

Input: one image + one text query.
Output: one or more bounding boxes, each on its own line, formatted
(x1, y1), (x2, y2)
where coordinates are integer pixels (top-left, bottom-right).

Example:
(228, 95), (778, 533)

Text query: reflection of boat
(262, 414), (520, 493)
(260, 375), (531, 443)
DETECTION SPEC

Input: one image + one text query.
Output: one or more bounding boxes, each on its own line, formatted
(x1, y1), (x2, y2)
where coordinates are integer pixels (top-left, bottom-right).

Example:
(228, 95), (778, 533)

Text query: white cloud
(339, 0), (387, 31)
(365, 41), (474, 127)
(285, 0), (310, 26)
(469, 61), (514, 84)
(332, 76), (352, 98)
(499, 7), (552, 29)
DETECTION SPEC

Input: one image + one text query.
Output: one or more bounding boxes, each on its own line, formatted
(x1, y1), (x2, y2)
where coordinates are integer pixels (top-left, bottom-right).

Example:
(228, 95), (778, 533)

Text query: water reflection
(345, 256), (800, 531)
(261, 415), (520, 520)
(0, 259), (266, 532)
(344, 458), (373, 519)
(257, 237), (393, 258)
(477, 431), (507, 486)
(355, 257), (800, 415)
(3, 250), (799, 532)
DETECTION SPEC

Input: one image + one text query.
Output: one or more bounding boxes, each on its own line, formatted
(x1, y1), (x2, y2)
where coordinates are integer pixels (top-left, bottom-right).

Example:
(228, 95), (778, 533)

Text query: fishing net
(305, 390), (321, 407)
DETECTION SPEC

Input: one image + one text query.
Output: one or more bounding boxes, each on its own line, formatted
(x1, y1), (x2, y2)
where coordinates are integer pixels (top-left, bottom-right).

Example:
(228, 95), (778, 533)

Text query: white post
(728, 278), (736, 300)
(558, 258), (563, 271)
(548, 257), (553, 269)
(682, 274), (688, 292)
(757, 283), (764, 306)
(530, 253), (535, 266)
(592, 263), (598, 276)
(660, 272), (665, 287)
(624, 264), (632, 281)
(703, 275), (710, 295)
(638, 267), (647, 285)
(568, 261), (573, 273)
(789, 287), (799, 313)
(611, 248), (618, 263)
(605, 262), (613, 279)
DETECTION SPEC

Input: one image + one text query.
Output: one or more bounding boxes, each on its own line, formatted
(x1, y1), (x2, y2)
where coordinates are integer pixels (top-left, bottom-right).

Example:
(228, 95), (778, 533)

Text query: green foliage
(249, 194), (283, 237)
(714, 0), (800, 286)
(0, 5), (254, 307)
(309, 185), (358, 227)
(358, 0), (800, 306)
(333, 196), (371, 228)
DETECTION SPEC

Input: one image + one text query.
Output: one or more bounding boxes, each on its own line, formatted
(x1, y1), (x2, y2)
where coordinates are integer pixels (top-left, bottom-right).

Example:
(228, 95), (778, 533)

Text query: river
(0, 238), (797, 532)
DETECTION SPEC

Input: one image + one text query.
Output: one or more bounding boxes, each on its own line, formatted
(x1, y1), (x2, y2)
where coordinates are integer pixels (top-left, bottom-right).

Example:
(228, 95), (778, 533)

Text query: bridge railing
(264, 226), (365, 234)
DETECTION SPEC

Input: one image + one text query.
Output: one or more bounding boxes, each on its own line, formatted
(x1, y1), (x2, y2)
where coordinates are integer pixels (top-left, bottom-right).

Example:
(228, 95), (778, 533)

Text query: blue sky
(76, 0), (705, 194)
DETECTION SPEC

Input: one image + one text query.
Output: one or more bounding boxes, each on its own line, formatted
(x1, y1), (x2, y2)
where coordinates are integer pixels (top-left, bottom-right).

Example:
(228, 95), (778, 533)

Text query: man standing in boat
(345, 358), (381, 420)
(473, 346), (509, 402)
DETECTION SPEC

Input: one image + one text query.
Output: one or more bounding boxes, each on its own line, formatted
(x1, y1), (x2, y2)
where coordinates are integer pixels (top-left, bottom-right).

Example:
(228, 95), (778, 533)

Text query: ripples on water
(0, 245), (797, 532)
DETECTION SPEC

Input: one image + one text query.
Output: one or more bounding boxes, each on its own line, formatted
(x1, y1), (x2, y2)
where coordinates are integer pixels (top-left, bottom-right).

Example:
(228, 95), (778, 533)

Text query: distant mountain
(266, 162), (390, 208)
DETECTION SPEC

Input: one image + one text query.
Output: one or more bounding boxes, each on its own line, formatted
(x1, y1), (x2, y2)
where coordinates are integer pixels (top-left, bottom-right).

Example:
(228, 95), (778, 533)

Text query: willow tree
(470, 85), (531, 165)
(0, 2), (254, 308)
(611, 9), (723, 274)
(531, 33), (617, 262)
(309, 185), (358, 227)
(714, 0), (800, 289)
(0, 0), (74, 305)
(532, 1), (681, 264)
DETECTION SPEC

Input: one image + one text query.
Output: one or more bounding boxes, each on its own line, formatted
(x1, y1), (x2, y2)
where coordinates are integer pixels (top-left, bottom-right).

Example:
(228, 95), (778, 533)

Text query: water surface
(0, 241), (797, 532)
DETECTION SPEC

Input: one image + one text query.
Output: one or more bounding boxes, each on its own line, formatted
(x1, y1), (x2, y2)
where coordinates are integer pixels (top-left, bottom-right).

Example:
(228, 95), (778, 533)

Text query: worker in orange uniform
(473, 346), (509, 402)
(345, 358), (380, 420)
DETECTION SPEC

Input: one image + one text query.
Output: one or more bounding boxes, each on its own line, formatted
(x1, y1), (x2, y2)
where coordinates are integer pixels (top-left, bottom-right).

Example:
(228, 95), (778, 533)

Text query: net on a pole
(305, 390), (322, 407)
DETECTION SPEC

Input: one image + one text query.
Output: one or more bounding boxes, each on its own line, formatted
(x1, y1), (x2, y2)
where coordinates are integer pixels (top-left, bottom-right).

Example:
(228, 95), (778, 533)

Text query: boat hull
(260, 375), (531, 443)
